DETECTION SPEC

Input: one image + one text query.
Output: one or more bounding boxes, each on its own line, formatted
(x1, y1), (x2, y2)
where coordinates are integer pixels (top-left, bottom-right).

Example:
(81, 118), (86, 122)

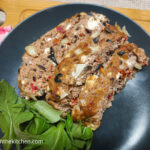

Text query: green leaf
(33, 101), (62, 123)
(16, 144), (21, 150)
(85, 139), (93, 150)
(71, 124), (93, 140)
(24, 117), (50, 135)
(23, 122), (72, 150)
(71, 123), (82, 139)
(81, 126), (93, 140)
(71, 146), (78, 150)
(72, 139), (85, 149)
(13, 111), (37, 140)
(66, 114), (73, 141)
(0, 80), (18, 150)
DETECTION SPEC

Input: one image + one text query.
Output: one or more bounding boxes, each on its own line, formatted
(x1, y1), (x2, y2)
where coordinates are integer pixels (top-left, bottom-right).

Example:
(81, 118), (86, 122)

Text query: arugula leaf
(70, 123), (82, 139)
(0, 80), (18, 150)
(85, 139), (93, 150)
(33, 101), (62, 123)
(24, 117), (50, 135)
(71, 123), (93, 140)
(66, 113), (73, 140)
(72, 139), (85, 149)
(81, 126), (93, 140)
(66, 114), (93, 149)
(23, 122), (72, 150)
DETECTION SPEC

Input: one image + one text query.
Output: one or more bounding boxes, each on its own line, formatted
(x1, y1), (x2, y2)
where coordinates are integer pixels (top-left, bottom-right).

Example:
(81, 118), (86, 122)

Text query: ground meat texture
(71, 43), (149, 130)
(47, 24), (127, 101)
(18, 12), (110, 100)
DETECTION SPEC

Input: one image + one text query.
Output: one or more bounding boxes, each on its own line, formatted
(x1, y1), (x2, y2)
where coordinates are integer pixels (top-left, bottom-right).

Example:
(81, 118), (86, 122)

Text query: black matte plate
(0, 3), (150, 150)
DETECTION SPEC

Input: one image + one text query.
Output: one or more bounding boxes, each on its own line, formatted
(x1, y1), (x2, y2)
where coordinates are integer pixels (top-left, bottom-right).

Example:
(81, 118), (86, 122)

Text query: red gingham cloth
(0, 26), (12, 43)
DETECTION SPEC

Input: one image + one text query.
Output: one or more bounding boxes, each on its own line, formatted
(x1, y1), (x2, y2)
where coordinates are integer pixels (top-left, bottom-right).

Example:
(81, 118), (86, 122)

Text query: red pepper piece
(117, 37), (122, 43)
(56, 25), (65, 33)
(30, 83), (34, 87)
(107, 92), (114, 100)
(120, 70), (126, 78)
(124, 36), (127, 42)
(83, 43), (88, 48)
(72, 99), (78, 104)
(48, 75), (52, 79)
(33, 76), (36, 82)
(143, 62), (148, 66)
(33, 86), (38, 90)
(67, 42), (72, 45)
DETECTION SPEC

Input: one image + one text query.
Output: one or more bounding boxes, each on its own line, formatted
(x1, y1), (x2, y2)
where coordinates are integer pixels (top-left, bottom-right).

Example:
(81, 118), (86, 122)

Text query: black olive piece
(106, 50), (114, 56)
(48, 47), (58, 65)
(93, 37), (99, 43)
(73, 35), (78, 43)
(37, 65), (46, 71)
(33, 76), (36, 81)
(103, 22), (107, 26)
(110, 78), (114, 81)
(77, 14), (81, 18)
(103, 21), (109, 26)
(36, 91), (46, 100)
(74, 35), (78, 39)
(54, 94), (60, 100)
(96, 64), (103, 71)
(85, 66), (92, 71)
(85, 28), (91, 34)
(54, 73), (63, 83)
(106, 39), (112, 42)
(117, 51), (125, 56)
(61, 45), (64, 48)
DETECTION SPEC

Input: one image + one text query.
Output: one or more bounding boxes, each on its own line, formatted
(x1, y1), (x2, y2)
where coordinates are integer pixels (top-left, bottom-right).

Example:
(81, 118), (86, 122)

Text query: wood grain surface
(0, 0), (150, 34)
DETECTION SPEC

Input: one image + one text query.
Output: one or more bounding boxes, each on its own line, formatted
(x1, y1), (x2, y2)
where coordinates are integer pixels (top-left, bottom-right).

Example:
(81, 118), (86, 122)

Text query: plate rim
(0, 3), (150, 48)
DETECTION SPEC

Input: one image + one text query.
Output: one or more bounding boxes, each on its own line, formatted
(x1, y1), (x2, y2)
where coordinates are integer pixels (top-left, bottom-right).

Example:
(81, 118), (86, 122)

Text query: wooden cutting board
(0, 0), (150, 34)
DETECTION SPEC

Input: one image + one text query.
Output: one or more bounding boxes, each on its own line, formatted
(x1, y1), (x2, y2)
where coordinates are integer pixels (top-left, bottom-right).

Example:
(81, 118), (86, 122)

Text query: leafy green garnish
(0, 80), (22, 150)
(0, 80), (93, 150)
(33, 101), (62, 123)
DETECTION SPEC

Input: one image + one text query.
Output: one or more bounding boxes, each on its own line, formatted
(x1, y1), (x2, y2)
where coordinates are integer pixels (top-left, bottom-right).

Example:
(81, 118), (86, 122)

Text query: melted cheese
(87, 17), (99, 30)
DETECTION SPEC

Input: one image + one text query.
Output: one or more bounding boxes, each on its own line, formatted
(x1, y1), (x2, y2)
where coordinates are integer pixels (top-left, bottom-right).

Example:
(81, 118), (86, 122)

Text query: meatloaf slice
(71, 43), (149, 130)
(18, 12), (110, 99)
